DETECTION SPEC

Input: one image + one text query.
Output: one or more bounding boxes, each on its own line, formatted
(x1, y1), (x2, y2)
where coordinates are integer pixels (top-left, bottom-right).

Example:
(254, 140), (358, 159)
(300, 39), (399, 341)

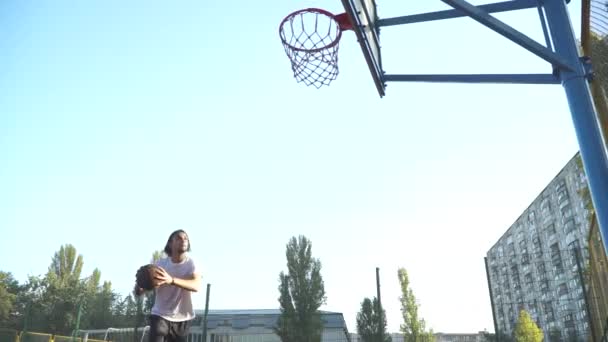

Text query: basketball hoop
(279, 8), (353, 88)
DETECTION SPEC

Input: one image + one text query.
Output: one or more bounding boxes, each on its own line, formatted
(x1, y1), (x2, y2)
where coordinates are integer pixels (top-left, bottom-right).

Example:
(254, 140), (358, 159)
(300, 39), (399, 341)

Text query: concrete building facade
(485, 153), (592, 341)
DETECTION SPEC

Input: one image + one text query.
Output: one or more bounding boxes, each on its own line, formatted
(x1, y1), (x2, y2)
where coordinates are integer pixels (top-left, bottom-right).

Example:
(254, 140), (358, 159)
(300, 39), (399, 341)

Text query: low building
(433, 333), (485, 342)
(80, 309), (351, 342)
(194, 309), (351, 342)
(352, 332), (487, 342)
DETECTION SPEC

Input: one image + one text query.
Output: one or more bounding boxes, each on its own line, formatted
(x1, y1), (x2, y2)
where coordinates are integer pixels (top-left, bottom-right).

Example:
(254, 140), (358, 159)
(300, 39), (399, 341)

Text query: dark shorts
(149, 315), (192, 342)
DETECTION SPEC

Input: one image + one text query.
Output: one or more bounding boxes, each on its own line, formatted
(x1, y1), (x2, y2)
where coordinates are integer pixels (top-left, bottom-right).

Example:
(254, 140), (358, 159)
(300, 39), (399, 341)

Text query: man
(136, 230), (201, 342)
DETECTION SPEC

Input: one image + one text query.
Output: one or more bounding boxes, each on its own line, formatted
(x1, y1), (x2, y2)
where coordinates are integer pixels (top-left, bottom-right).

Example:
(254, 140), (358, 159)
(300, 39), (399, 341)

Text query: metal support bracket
(581, 56), (594, 82)
(440, 0), (575, 71)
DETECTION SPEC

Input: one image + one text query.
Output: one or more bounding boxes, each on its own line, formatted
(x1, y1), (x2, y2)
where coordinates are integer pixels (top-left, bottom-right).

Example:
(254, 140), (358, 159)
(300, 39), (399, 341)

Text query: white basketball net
(280, 9), (343, 88)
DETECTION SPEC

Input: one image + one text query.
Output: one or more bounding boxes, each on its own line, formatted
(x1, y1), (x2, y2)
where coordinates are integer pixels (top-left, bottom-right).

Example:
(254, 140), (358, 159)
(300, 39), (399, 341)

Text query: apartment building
(485, 153), (592, 341)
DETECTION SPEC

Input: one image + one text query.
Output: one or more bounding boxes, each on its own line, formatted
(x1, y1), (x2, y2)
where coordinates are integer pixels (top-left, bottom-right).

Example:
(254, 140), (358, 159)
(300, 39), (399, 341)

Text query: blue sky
(1, 0), (583, 334)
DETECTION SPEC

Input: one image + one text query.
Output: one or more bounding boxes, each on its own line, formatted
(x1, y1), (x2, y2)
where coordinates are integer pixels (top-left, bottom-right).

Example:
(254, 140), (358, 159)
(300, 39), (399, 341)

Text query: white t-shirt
(151, 256), (198, 322)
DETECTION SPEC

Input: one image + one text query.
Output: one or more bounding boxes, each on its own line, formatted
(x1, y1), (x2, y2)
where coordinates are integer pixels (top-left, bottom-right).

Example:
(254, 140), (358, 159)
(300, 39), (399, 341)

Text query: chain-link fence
(0, 329), (19, 342)
(78, 327), (213, 342)
(583, 0), (608, 144)
(77, 327), (149, 342)
(582, 3), (608, 342)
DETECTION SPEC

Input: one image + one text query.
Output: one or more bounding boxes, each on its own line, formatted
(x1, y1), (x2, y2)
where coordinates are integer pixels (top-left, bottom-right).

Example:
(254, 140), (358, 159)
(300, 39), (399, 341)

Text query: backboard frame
(340, 0), (385, 97)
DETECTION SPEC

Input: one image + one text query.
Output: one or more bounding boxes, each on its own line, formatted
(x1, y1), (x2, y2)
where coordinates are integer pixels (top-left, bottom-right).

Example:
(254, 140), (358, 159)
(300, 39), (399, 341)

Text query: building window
(564, 218), (576, 233)
(525, 273), (533, 286)
(521, 252), (530, 265)
(564, 313), (575, 327)
(518, 239), (526, 249)
(532, 236), (542, 254)
(550, 242), (560, 256)
(538, 263), (546, 275)
(541, 197), (551, 214)
(544, 302), (555, 321)
(546, 223), (556, 236)
(528, 210), (536, 224)
(569, 243), (580, 270)
(561, 204), (573, 219)
(553, 260), (564, 274)
(556, 179), (567, 192)
(558, 189), (570, 205)
(540, 279), (550, 294)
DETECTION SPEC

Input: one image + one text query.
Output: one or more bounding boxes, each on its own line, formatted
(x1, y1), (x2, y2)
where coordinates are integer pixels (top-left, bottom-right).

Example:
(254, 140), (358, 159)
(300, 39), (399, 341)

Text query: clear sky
(1, 0), (584, 335)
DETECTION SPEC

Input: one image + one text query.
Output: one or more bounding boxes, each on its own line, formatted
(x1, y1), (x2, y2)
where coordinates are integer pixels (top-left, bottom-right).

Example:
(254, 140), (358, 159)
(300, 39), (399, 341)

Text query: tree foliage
(513, 310), (543, 342)
(398, 268), (435, 342)
(590, 34), (608, 93)
(481, 331), (513, 342)
(356, 297), (391, 342)
(0, 272), (18, 322)
(275, 236), (326, 342)
(143, 250), (165, 315)
(0, 244), (142, 334)
(48, 244), (84, 285)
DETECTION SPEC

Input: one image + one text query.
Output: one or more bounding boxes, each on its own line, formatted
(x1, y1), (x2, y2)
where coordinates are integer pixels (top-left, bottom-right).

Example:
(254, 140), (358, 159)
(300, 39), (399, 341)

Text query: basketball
(135, 264), (163, 290)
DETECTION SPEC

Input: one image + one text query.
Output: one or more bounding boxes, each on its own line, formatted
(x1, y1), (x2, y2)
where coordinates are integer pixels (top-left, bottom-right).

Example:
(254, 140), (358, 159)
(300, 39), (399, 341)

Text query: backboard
(340, 0), (384, 96)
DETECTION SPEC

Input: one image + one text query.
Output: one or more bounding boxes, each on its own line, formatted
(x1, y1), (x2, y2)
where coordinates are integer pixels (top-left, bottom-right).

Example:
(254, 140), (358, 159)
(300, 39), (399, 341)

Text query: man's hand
(154, 267), (174, 286)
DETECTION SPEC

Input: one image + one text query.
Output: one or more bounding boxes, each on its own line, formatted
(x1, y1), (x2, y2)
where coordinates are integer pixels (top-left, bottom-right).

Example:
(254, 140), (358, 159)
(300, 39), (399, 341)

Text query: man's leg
(168, 320), (191, 342)
(149, 315), (170, 342)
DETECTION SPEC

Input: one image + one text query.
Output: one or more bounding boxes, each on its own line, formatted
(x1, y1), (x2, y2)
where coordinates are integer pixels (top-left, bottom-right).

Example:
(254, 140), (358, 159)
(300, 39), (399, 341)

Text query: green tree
(85, 280), (118, 329)
(48, 244), (84, 285)
(114, 293), (139, 328)
(143, 250), (165, 315)
(12, 275), (47, 331)
(39, 245), (110, 333)
(37, 276), (81, 333)
(275, 236), (326, 342)
(398, 268), (434, 342)
(2, 245), (131, 332)
(590, 34), (608, 93)
(513, 310), (543, 342)
(41, 244), (86, 333)
(356, 297), (391, 342)
(0, 272), (18, 324)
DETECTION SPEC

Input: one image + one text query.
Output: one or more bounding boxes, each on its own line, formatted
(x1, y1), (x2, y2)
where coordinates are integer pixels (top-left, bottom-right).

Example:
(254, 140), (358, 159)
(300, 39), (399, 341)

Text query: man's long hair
(164, 229), (191, 256)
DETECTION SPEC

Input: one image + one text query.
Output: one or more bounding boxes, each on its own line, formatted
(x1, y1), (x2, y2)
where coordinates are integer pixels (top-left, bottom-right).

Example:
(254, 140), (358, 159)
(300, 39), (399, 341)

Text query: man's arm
(172, 272), (201, 292)
(156, 268), (201, 292)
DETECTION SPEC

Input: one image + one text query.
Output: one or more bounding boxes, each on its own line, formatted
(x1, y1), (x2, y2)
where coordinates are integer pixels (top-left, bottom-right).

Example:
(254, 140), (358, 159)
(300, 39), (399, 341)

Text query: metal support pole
(543, 0), (608, 254)
(484, 258), (500, 342)
(376, 268), (383, 342)
(202, 284), (211, 342)
(135, 295), (144, 342)
(73, 300), (83, 342)
(574, 246), (596, 342)
(22, 301), (32, 342)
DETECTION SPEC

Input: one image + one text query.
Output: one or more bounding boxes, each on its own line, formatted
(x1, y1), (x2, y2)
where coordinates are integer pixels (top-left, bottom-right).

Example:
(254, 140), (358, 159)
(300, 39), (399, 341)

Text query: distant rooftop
(192, 309), (348, 330)
(198, 309), (281, 316)
(195, 309), (342, 316)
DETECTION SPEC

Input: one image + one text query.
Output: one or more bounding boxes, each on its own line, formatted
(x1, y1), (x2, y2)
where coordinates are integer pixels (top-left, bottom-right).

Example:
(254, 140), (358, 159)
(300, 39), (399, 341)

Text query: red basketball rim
(279, 8), (343, 53)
